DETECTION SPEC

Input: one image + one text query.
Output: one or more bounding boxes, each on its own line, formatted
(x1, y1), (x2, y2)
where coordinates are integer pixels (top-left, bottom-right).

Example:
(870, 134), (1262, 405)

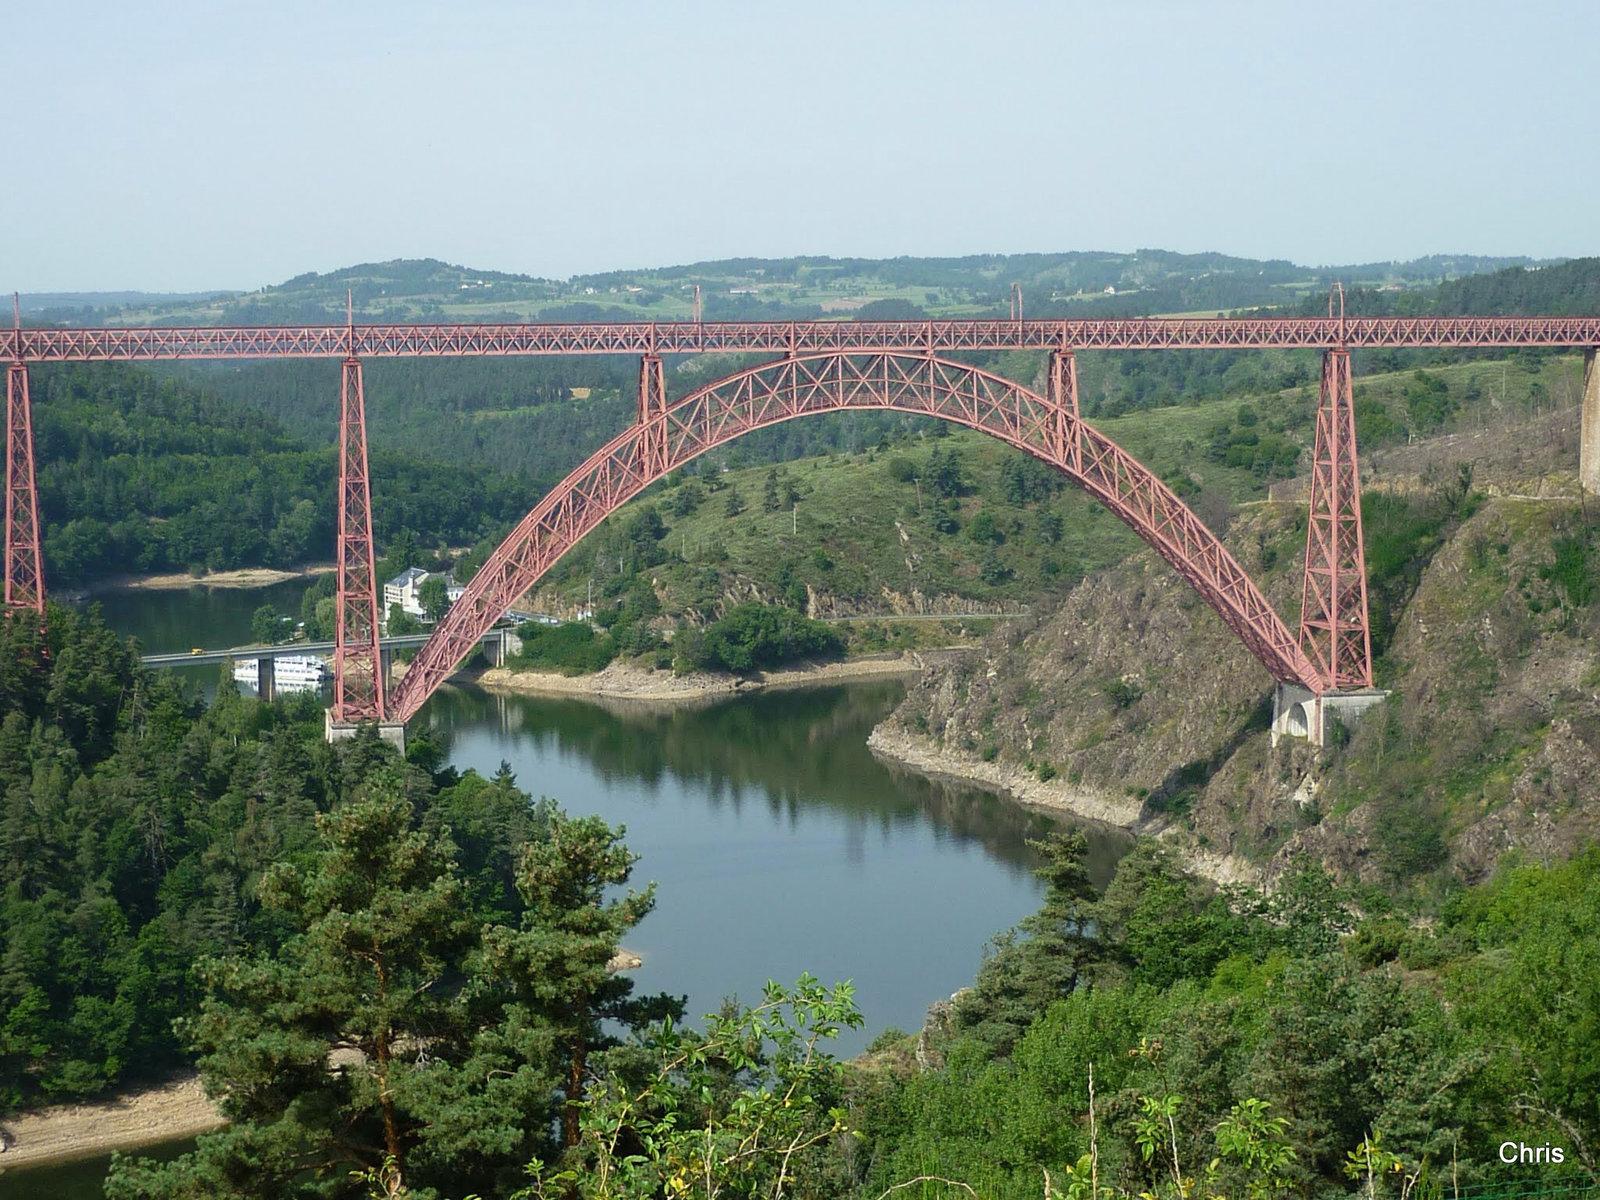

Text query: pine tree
(952, 830), (1100, 1056)
(478, 806), (674, 1153)
(108, 768), (487, 1198)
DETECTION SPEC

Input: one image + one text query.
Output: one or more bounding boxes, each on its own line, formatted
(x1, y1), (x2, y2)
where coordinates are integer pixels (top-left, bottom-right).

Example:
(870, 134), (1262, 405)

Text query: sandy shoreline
(474, 649), (970, 705)
(0, 947), (645, 1171)
(91, 563), (335, 594)
(0, 1074), (223, 1171)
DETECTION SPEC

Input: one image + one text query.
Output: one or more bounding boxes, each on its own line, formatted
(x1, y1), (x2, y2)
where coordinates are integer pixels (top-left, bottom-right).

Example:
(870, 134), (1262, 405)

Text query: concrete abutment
(1271, 682), (1389, 747)
(324, 709), (407, 754)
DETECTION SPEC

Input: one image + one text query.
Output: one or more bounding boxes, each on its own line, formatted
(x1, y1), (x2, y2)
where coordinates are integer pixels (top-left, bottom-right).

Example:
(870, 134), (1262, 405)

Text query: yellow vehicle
(189, 647), (205, 656)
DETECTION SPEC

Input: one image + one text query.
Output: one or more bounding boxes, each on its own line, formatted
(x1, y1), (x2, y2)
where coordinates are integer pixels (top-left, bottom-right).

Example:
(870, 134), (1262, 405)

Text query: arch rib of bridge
(386, 352), (1322, 722)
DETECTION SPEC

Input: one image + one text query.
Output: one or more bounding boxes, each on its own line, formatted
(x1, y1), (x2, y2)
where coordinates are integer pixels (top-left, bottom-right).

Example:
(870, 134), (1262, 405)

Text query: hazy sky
(5, 1), (1596, 292)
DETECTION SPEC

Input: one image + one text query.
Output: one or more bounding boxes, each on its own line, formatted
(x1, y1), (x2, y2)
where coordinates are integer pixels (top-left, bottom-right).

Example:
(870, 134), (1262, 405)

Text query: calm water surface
(415, 680), (1128, 1043)
(15, 584), (1131, 1197)
(0, 1139), (195, 1200)
(88, 577), (320, 701)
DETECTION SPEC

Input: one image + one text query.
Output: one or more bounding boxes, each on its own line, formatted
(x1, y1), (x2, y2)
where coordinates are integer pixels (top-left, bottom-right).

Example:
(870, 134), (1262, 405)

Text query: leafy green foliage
(1353, 390), (1403, 445)
(251, 603), (284, 645)
(1445, 847), (1600, 1159)
(674, 603), (843, 674)
(953, 832), (1101, 1057)
(388, 602), (424, 636)
(1361, 467), (1479, 656)
(851, 844), (1598, 1200)
(1539, 532), (1595, 609)
(479, 806), (670, 1156)
(526, 976), (860, 1200)
(1401, 370), (1458, 431)
(1202, 404), (1302, 479)
(508, 622), (618, 675)
(1, 607), (674, 1200)
(101, 781), (669, 1199)
(418, 574), (451, 621)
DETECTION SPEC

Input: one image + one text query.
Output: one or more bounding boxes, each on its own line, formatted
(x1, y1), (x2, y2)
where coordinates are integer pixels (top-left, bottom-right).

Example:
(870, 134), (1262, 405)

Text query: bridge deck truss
(11, 315), (1600, 362)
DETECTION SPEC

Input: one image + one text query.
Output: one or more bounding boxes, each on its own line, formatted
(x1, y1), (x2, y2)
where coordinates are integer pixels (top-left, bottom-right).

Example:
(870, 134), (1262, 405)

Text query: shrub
(1104, 677), (1145, 709)
(1541, 533), (1595, 609)
(508, 622), (615, 675)
(968, 511), (1004, 544)
(679, 603), (843, 674)
(1346, 917), (1408, 966)
(865, 1026), (909, 1054)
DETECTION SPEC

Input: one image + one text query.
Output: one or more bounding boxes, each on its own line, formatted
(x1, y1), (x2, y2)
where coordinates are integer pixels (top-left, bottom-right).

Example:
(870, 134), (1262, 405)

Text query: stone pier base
(324, 709), (407, 753)
(1582, 348), (1599, 496)
(1271, 683), (1389, 747)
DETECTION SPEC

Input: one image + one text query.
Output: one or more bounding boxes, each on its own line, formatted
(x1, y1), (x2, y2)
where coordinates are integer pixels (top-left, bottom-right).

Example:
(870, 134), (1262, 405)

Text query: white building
(384, 567), (431, 618)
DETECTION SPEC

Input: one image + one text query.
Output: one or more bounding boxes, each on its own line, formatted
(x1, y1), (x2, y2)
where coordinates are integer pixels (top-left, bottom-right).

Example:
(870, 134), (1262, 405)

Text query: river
(1, 581), (1130, 1197)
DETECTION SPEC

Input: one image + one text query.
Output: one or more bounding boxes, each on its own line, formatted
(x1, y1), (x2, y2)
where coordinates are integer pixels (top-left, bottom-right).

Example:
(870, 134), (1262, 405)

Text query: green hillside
(30, 249), (1551, 328)
(505, 353), (1585, 632)
(22, 252), (1596, 601)
(30, 364), (538, 585)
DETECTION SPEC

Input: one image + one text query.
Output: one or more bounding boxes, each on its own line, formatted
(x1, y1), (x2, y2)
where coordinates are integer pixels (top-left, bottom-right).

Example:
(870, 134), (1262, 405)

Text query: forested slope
(0, 606), (683, 1198)
(4, 606), (1595, 1199)
(845, 835), (1600, 1199)
(30, 364), (537, 585)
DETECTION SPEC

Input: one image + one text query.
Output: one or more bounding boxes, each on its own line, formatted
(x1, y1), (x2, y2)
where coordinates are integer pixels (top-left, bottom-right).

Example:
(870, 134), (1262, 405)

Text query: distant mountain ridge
(20, 250), (1563, 327)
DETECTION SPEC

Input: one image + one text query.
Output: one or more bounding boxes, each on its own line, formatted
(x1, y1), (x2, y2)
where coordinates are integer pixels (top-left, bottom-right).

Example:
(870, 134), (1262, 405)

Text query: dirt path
(0, 1075), (223, 1169)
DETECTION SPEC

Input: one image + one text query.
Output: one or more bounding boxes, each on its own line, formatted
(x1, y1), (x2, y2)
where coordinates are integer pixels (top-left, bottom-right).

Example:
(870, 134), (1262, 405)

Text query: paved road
(143, 631), (488, 667)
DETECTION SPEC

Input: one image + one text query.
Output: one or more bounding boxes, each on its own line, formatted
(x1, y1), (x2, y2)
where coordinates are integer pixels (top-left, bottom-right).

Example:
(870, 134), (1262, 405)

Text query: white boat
(230, 654), (331, 694)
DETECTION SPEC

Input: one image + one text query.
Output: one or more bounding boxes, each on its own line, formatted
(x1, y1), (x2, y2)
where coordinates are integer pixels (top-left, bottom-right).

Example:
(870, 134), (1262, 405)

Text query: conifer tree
(479, 808), (673, 1153)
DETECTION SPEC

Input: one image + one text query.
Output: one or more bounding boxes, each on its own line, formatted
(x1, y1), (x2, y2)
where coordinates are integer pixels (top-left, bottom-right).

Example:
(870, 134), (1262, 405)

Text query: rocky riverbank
(865, 723), (1259, 885)
(0, 1075), (222, 1170)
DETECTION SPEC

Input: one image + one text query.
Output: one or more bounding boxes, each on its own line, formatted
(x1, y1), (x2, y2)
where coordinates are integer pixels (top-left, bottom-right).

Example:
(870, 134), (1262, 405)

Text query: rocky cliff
(873, 487), (1600, 889)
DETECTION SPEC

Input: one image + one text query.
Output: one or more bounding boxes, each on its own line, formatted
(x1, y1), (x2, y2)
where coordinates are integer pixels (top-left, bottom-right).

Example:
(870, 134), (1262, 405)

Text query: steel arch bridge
(389, 350), (1323, 723)
(7, 308), (1599, 729)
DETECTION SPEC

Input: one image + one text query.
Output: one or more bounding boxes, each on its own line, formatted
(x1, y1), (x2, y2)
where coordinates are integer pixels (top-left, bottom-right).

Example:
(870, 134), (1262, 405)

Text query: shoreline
(474, 648), (971, 705)
(0, 1074), (223, 1171)
(865, 724), (1260, 886)
(88, 563), (336, 595)
(0, 944), (644, 1172)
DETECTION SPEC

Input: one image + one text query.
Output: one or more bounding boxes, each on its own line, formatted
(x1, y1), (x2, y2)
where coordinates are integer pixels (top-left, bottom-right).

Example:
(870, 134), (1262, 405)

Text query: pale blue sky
(5, 0), (1596, 292)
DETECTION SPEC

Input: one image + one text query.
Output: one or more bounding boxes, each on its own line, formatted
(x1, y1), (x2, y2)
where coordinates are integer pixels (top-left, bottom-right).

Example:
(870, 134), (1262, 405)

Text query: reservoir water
(93, 578), (1131, 1043)
(1, 581), (1131, 1197)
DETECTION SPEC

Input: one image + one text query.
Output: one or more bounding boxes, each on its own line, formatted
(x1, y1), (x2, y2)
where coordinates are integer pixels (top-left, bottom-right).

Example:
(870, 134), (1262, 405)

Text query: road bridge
(140, 627), (516, 669)
(6, 303), (1598, 745)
